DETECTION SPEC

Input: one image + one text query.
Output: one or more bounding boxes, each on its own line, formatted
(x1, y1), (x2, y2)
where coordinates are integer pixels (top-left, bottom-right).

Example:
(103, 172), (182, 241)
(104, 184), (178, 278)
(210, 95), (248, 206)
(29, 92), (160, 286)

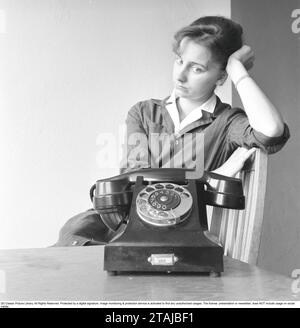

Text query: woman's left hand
(226, 45), (255, 73)
(212, 147), (256, 177)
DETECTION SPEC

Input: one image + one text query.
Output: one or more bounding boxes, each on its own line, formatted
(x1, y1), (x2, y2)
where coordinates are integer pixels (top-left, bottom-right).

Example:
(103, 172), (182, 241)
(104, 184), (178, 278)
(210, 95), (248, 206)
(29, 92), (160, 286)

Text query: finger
(245, 61), (254, 71)
(245, 49), (254, 57)
(241, 45), (252, 53)
(244, 55), (255, 66)
(232, 147), (248, 156)
(247, 57), (255, 65)
(242, 148), (256, 160)
(230, 147), (245, 156)
(243, 51), (255, 64)
(233, 147), (255, 159)
(233, 45), (251, 60)
(241, 46), (253, 58)
(236, 147), (249, 153)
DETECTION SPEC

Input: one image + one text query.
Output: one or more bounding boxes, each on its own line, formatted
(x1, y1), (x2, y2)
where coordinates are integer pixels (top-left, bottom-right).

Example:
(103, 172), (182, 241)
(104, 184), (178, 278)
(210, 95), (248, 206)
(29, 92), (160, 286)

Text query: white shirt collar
(166, 90), (217, 135)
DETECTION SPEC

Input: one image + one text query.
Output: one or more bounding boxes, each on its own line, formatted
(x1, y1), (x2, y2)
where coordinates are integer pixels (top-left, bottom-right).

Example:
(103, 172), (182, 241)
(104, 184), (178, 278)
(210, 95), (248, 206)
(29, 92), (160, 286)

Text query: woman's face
(172, 37), (224, 101)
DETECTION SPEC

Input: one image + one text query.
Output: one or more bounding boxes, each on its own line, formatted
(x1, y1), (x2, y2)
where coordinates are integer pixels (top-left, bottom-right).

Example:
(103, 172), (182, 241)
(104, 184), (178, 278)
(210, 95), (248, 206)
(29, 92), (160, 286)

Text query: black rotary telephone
(90, 168), (245, 276)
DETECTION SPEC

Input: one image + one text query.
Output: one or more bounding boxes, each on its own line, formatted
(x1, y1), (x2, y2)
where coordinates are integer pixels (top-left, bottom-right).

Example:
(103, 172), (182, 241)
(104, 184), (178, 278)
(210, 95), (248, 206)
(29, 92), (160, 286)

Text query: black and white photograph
(0, 0), (299, 311)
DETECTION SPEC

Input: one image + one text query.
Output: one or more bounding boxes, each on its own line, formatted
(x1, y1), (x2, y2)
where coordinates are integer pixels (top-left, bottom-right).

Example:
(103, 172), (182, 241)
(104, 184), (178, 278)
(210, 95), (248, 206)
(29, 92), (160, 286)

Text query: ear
(216, 71), (228, 86)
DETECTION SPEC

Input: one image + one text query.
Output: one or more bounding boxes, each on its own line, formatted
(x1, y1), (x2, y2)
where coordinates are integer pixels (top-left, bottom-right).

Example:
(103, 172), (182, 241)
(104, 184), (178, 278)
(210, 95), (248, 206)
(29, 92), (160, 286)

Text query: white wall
(0, 0), (231, 249)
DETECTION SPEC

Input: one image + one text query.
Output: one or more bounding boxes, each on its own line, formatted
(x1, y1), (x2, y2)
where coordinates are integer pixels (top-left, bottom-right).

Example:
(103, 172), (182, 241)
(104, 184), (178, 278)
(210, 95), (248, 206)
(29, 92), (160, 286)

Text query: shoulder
(129, 97), (167, 112)
(214, 97), (246, 122)
(126, 97), (169, 122)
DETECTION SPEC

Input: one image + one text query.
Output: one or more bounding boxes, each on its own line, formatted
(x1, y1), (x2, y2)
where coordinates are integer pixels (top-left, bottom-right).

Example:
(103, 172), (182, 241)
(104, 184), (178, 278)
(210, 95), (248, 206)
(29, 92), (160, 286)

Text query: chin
(175, 87), (189, 97)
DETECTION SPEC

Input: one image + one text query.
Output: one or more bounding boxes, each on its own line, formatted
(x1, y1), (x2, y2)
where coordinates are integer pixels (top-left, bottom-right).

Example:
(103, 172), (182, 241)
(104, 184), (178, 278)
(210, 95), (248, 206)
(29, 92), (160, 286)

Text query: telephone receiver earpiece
(199, 171), (245, 209)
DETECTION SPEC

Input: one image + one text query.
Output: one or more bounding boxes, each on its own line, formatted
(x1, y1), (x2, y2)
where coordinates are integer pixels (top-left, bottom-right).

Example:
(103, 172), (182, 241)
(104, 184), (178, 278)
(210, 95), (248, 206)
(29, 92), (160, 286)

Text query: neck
(177, 93), (213, 121)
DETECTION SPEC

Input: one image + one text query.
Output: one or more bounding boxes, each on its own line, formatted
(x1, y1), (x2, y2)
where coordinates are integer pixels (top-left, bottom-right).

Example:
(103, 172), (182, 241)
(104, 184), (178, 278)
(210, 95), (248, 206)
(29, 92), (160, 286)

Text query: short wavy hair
(173, 16), (243, 70)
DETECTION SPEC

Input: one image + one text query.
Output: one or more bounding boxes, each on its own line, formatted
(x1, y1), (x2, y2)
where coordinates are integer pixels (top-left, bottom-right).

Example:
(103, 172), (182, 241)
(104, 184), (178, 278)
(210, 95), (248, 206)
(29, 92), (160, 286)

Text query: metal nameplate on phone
(147, 254), (178, 266)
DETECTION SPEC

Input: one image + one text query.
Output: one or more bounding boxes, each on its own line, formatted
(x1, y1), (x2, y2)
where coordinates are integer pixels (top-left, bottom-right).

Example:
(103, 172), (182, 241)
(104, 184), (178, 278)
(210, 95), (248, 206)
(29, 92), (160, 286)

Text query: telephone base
(103, 233), (224, 274)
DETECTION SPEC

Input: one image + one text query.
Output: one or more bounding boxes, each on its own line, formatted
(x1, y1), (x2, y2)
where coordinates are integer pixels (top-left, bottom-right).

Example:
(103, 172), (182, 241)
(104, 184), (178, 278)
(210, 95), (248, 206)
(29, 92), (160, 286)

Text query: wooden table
(0, 246), (298, 302)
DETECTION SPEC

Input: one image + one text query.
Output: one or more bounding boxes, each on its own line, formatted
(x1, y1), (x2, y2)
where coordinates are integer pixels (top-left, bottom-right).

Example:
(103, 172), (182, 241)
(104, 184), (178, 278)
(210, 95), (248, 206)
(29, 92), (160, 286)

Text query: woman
(55, 16), (289, 247)
(121, 16), (289, 176)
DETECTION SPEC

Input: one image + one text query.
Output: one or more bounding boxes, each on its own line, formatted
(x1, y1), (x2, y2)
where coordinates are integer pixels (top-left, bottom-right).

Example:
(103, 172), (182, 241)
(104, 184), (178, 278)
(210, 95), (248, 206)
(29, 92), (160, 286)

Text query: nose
(175, 65), (188, 83)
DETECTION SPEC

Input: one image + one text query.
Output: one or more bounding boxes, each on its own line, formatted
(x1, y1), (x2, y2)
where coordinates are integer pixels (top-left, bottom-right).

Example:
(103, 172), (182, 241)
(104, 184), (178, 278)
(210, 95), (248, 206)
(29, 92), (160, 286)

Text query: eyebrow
(174, 52), (208, 69)
(190, 61), (207, 69)
(175, 52), (208, 69)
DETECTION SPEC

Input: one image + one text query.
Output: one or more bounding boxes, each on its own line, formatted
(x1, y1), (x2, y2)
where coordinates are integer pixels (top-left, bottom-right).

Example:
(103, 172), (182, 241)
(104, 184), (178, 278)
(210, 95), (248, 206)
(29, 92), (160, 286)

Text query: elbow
(259, 121), (285, 138)
(267, 122), (285, 137)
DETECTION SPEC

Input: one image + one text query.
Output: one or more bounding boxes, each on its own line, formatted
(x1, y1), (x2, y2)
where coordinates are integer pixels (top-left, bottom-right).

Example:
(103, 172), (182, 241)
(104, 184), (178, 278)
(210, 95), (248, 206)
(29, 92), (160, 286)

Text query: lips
(176, 84), (188, 90)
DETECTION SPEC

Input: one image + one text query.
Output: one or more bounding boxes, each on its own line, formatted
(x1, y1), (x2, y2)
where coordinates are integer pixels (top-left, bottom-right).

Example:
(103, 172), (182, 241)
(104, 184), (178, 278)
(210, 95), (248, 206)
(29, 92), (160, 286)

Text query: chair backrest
(207, 148), (268, 265)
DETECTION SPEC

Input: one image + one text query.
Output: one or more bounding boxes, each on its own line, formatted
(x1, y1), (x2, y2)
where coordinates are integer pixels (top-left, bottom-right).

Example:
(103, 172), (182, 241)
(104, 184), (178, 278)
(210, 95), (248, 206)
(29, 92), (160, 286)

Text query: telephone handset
(90, 168), (245, 232)
(90, 168), (245, 275)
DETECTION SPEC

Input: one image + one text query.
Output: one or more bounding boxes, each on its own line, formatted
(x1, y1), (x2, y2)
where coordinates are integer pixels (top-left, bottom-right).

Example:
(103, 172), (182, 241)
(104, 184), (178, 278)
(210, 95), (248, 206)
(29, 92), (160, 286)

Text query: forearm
(228, 60), (285, 137)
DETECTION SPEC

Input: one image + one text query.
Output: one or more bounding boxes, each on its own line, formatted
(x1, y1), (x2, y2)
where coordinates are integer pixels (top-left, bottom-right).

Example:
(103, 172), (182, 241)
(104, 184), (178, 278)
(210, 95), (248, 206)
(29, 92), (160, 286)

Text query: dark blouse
(120, 95), (290, 173)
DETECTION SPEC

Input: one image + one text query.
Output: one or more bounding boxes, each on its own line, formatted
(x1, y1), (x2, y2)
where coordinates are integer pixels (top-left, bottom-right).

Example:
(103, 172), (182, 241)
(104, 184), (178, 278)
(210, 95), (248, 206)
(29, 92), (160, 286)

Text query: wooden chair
(207, 148), (268, 265)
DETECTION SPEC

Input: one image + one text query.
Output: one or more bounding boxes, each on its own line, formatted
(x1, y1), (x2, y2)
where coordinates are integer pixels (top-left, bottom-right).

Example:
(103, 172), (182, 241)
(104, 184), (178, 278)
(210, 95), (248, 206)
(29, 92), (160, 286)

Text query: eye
(192, 66), (204, 73)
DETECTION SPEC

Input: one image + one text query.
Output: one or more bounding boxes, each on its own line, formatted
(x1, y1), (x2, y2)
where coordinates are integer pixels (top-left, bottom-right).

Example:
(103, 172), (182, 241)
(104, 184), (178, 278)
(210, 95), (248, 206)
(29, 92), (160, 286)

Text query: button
(181, 192), (190, 198)
(174, 187), (183, 192)
(139, 192), (148, 198)
(158, 211), (168, 217)
(165, 184), (174, 189)
(138, 199), (147, 205)
(175, 140), (179, 145)
(155, 184), (164, 189)
(140, 205), (148, 213)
